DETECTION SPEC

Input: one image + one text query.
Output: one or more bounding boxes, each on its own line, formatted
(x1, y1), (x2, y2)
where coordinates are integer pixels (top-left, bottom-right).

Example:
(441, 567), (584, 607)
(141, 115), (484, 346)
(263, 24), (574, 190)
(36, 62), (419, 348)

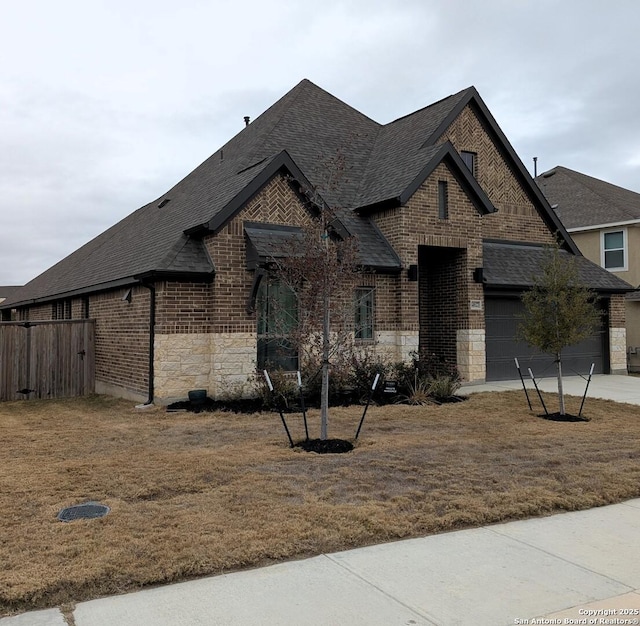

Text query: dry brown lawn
(2, 390), (640, 615)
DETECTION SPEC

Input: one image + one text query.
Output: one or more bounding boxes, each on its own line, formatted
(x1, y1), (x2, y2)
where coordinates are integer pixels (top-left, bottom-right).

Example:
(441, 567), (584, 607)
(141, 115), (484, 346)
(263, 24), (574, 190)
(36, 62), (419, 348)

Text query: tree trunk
(556, 353), (565, 416)
(320, 287), (330, 440)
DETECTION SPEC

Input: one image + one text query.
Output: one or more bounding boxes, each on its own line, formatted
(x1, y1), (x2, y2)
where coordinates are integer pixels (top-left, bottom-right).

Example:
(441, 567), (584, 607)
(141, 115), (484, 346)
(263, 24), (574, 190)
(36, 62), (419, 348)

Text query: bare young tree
(519, 245), (602, 415)
(263, 148), (367, 440)
(269, 204), (361, 440)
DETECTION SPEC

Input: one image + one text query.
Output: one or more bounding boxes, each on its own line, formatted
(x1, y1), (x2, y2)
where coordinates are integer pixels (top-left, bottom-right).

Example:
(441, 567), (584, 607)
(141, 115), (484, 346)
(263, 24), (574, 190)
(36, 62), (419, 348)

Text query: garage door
(485, 296), (608, 381)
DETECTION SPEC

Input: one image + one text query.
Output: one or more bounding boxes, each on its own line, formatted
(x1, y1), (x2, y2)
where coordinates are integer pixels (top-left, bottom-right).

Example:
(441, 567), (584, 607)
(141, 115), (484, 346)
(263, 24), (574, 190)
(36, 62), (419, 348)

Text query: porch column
(456, 329), (486, 382)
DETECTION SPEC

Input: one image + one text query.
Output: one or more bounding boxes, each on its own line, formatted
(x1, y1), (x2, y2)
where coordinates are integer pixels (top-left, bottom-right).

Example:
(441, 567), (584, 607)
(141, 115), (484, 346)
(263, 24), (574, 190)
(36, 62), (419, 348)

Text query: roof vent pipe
(244, 116), (250, 127)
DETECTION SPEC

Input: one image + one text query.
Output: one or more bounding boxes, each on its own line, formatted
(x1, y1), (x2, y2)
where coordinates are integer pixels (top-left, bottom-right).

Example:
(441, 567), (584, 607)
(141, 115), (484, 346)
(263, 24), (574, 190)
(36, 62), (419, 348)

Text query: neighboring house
(0, 286), (21, 305)
(0, 80), (632, 403)
(536, 166), (640, 371)
(0, 286), (21, 319)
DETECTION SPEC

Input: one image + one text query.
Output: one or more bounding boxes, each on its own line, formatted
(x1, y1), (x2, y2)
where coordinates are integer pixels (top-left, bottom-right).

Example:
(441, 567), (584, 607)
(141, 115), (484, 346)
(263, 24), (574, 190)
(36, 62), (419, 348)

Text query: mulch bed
(166, 398), (264, 414)
(540, 412), (590, 422)
(167, 394), (467, 415)
(295, 438), (354, 454)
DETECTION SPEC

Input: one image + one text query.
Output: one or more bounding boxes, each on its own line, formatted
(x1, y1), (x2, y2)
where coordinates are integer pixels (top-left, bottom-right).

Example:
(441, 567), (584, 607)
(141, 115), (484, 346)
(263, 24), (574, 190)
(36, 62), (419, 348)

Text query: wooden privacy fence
(0, 320), (95, 401)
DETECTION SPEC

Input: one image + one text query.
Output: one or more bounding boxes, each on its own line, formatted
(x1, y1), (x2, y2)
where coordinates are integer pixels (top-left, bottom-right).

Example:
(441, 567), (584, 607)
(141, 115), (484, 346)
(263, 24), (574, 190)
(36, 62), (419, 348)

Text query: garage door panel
(485, 296), (607, 381)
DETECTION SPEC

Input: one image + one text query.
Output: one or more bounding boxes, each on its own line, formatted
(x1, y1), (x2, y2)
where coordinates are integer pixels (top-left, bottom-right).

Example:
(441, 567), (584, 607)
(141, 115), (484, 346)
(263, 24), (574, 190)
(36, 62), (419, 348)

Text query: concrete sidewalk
(4, 499), (640, 626)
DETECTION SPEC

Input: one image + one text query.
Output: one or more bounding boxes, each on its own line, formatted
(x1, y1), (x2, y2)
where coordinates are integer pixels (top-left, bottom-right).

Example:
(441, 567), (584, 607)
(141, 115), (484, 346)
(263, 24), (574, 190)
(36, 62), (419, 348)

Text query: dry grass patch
(2, 391), (640, 614)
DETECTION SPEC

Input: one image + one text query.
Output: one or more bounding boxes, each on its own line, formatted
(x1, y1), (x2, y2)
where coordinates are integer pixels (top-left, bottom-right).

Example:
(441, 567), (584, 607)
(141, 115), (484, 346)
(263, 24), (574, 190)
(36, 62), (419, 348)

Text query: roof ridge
(299, 79), (381, 125)
(254, 79), (311, 158)
(386, 86), (474, 125)
(353, 125), (383, 204)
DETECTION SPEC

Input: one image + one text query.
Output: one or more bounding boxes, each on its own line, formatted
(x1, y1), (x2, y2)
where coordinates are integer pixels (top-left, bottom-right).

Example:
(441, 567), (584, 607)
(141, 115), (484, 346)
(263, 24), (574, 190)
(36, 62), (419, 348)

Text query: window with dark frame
(438, 180), (448, 219)
(256, 278), (299, 370)
(460, 151), (476, 177)
(354, 287), (374, 341)
(52, 300), (71, 320)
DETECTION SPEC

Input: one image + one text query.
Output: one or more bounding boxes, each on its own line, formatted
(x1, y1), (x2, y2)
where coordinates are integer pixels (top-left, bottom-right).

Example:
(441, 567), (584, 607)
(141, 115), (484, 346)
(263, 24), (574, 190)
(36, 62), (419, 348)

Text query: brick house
(0, 80), (631, 402)
(536, 166), (640, 372)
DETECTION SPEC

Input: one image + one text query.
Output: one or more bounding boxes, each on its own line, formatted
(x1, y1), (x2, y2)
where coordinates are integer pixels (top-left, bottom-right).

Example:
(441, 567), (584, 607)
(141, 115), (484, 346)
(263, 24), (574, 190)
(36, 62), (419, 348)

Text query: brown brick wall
(72, 298), (88, 319)
(419, 247), (467, 363)
(369, 274), (399, 333)
(90, 286), (150, 395)
(16, 287), (153, 396)
(155, 281), (212, 334)
(438, 103), (555, 246)
(21, 303), (52, 320)
(204, 175), (316, 334)
(610, 294), (626, 327)
(373, 162), (484, 335)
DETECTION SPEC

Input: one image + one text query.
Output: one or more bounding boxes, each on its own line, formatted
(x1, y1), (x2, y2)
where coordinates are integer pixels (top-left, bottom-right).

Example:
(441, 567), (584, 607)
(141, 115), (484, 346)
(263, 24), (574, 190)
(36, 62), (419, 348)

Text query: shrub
(349, 352), (390, 403)
(389, 361), (417, 397)
(395, 374), (433, 406)
(427, 374), (461, 402)
(300, 353), (354, 406)
(251, 367), (298, 409)
(412, 351), (460, 382)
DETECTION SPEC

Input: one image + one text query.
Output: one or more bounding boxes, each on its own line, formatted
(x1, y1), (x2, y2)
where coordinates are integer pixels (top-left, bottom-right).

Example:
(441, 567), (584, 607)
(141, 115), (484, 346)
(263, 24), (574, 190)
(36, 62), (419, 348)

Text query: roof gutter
(0, 277), (139, 310)
(1, 269), (214, 311)
(567, 219), (640, 233)
(483, 282), (632, 295)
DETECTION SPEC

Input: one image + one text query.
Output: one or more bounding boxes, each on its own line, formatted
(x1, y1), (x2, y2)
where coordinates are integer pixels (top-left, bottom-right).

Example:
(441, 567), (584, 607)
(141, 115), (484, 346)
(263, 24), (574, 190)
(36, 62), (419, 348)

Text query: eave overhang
(567, 219), (640, 233)
(1, 270), (215, 310)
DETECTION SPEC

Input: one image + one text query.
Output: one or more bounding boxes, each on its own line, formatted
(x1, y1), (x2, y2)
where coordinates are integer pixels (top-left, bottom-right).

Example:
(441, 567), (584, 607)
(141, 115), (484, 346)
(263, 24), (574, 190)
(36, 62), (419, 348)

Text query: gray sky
(1, 0), (639, 285)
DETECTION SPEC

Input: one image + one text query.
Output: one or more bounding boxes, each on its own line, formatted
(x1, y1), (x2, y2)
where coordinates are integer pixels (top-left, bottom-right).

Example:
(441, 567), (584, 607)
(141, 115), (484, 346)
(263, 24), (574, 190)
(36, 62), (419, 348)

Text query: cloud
(1, 0), (640, 285)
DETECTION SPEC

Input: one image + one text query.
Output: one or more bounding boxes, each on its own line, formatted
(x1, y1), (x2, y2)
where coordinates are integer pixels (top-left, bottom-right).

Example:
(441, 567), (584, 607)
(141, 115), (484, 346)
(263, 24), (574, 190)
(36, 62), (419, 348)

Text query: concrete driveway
(460, 373), (640, 405)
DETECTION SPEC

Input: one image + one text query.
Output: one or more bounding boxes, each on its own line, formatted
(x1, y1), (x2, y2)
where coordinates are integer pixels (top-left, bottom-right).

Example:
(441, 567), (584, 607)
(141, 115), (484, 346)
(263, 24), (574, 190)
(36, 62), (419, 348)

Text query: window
(52, 300), (71, 320)
(354, 287), (374, 340)
(438, 180), (448, 219)
(602, 229), (627, 271)
(256, 278), (298, 370)
(460, 151), (476, 177)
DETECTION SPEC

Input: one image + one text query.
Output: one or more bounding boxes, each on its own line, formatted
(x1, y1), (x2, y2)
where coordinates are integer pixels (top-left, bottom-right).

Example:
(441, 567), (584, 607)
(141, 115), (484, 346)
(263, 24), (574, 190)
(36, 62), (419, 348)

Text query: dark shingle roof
(483, 241), (633, 293)
(0, 286), (21, 302)
(2, 80), (570, 308)
(355, 89), (471, 207)
(333, 209), (402, 271)
(536, 166), (640, 230)
(3, 80), (479, 307)
(244, 223), (303, 269)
